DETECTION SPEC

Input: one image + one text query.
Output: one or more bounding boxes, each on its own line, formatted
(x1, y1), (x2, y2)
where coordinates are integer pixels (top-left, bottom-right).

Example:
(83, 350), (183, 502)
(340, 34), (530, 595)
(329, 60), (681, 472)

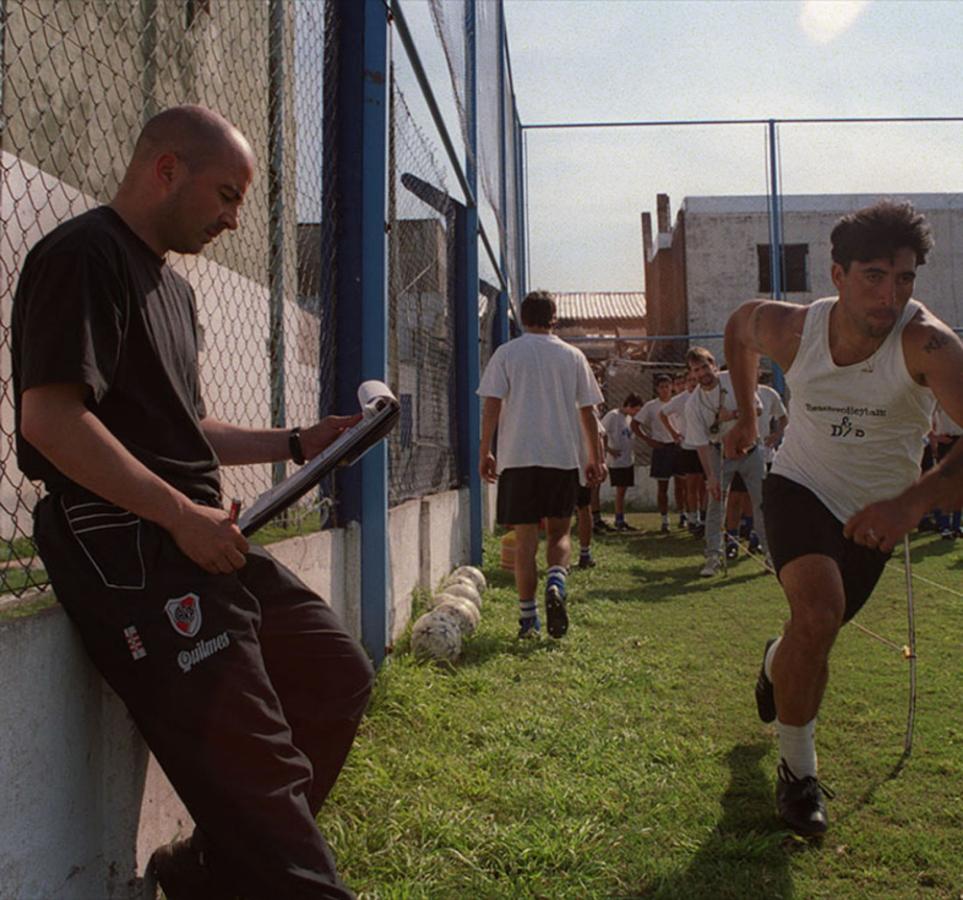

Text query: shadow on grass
(582, 561), (774, 605)
(457, 629), (566, 668)
(635, 742), (804, 899)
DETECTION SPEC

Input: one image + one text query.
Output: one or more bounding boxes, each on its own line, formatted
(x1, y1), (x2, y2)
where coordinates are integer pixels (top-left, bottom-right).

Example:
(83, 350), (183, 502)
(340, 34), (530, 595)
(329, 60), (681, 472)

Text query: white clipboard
(237, 380), (400, 536)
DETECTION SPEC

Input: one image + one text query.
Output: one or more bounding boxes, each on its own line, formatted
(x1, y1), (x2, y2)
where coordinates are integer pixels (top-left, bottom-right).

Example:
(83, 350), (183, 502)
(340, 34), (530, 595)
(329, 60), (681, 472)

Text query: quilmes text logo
(178, 631), (231, 673)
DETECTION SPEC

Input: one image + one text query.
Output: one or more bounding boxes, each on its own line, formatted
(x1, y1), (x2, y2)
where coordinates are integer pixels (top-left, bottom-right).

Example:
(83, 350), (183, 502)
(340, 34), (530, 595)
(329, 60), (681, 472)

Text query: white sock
(776, 718), (817, 778)
(764, 636), (782, 680)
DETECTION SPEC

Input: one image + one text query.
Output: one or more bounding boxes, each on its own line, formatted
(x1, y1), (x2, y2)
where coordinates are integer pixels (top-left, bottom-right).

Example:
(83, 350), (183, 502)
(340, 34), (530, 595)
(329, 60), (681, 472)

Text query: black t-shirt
(12, 206), (221, 503)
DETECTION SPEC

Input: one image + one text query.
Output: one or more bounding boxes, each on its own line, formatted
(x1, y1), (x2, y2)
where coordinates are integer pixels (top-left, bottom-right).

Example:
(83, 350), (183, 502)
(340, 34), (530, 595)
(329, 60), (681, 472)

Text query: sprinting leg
(769, 554), (845, 834)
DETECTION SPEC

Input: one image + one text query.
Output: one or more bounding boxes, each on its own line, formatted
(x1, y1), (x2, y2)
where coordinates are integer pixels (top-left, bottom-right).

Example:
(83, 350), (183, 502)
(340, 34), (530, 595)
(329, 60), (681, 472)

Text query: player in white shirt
(724, 378), (789, 558)
(601, 394), (643, 531)
(660, 370), (704, 532)
(631, 374), (677, 533)
(478, 291), (605, 640)
(725, 199), (963, 836)
(683, 348), (770, 576)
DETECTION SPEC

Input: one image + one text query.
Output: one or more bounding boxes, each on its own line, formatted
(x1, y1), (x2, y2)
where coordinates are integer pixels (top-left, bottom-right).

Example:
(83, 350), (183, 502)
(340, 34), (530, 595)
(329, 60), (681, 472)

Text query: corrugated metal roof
(554, 291), (646, 323)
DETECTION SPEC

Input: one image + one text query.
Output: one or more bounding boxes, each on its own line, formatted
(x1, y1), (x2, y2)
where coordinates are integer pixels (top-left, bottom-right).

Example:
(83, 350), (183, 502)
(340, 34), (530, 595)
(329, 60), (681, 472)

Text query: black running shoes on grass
(776, 758), (835, 836)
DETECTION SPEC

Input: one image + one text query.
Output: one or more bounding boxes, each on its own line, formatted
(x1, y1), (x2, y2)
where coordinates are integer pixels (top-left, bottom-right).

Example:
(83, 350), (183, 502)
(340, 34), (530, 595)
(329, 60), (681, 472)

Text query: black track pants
(34, 492), (374, 899)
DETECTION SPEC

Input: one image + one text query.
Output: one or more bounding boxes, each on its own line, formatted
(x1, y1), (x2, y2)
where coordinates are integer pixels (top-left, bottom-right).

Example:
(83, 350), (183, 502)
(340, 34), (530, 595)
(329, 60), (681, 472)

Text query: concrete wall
(0, 488), (471, 899)
(681, 193), (963, 341)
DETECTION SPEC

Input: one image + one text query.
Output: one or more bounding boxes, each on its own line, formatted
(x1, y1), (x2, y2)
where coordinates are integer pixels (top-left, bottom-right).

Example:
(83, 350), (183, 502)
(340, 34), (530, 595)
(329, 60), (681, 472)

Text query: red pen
(228, 498), (242, 525)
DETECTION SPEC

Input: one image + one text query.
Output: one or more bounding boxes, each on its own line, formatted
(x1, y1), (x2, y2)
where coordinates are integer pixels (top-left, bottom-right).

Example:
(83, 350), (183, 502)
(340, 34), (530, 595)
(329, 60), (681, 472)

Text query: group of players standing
(596, 355), (788, 578)
(479, 198), (963, 839)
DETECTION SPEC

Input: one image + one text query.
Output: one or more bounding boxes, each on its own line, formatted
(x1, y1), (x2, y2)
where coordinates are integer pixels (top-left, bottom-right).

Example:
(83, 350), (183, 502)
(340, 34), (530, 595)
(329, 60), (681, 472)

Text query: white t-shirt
(601, 408), (635, 468)
(662, 390), (694, 448)
(685, 371), (736, 447)
(685, 371), (764, 448)
(634, 398), (674, 443)
(772, 297), (935, 522)
(477, 332), (603, 474)
(758, 384), (788, 464)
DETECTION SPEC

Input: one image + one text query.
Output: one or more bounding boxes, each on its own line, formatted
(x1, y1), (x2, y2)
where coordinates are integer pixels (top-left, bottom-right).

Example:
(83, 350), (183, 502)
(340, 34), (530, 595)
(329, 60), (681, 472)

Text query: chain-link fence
(1, 0), (339, 597)
(387, 83), (458, 506)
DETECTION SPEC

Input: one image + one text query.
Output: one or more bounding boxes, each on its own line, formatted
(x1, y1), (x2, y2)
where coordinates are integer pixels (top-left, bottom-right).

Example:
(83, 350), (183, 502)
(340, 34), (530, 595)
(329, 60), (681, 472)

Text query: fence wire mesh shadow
(1, 1), (339, 597)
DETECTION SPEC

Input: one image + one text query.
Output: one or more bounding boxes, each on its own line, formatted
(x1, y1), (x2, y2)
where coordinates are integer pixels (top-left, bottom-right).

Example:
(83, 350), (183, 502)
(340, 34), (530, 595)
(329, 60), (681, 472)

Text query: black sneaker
(660, 521), (670, 534)
(545, 583), (569, 638)
(577, 555), (597, 569)
(755, 637), (777, 723)
(776, 759), (835, 836)
(149, 837), (235, 900)
(614, 520), (637, 532)
(593, 519), (615, 534)
(725, 538), (739, 560)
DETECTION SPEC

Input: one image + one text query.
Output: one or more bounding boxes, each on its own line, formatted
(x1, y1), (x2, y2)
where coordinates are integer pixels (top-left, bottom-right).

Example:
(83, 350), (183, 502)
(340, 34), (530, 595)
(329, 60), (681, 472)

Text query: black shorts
(674, 448), (703, 476)
(576, 484), (592, 508)
(650, 444), (676, 481)
(609, 466), (634, 488)
(763, 473), (890, 622)
(497, 466), (579, 525)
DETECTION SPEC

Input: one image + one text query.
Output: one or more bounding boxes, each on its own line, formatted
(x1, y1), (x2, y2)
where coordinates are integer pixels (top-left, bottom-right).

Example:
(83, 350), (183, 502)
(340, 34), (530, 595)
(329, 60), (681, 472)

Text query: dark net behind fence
(1, 0), (339, 597)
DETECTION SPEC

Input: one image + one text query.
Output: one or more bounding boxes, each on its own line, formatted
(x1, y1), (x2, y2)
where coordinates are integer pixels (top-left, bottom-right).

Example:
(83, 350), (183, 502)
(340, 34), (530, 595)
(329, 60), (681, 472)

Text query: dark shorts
(576, 484), (592, 508)
(763, 473), (890, 623)
(729, 473), (747, 493)
(650, 444), (676, 481)
(497, 466), (579, 525)
(609, 465), (634, 488)
(936, 434), (959, 463)
(674, 447), (703, 476)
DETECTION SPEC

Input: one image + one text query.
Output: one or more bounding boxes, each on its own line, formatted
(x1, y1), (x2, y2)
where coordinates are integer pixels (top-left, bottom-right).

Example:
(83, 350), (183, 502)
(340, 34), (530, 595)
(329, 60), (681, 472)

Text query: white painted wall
(682, 193), (963, 344)
(0, 488), (472, 899)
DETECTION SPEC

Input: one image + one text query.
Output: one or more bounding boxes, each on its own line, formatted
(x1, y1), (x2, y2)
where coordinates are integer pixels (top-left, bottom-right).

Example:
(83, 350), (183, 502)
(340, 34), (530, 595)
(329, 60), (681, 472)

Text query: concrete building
(643, 193), (963, 360)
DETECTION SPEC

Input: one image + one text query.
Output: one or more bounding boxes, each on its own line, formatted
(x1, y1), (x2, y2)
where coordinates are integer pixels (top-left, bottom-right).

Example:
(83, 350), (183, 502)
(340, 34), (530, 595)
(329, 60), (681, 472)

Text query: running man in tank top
(723, 199), (963, 837)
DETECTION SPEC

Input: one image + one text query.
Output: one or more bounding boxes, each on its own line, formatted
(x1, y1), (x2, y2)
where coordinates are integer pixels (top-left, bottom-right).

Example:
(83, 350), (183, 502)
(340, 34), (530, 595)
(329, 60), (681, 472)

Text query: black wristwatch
(288, 427), (306, 465)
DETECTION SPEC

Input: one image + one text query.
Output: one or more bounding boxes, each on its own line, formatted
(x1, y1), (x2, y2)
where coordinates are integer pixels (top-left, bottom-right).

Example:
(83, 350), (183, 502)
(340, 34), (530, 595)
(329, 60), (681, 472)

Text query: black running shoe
(776, 759), (835, 836)
(150, 837), (235, 900)
(545, 583), (569, 638)
(614, 520), (638, 532)
(755, 637), (777, 723)
(593, 519), (615, 534)
(577, 555), (597, 569)
(725, 539), (739, 560)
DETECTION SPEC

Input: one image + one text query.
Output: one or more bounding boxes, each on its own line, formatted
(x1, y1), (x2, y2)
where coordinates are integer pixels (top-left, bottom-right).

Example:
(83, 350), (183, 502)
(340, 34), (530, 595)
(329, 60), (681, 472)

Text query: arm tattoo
(922, 333), (950, 353)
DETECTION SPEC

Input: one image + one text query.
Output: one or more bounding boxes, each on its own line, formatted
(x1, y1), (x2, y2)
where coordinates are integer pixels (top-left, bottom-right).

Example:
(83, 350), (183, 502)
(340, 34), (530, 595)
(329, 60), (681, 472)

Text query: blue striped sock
(518, 599), (537, 621)
(546, 565), (567, 594)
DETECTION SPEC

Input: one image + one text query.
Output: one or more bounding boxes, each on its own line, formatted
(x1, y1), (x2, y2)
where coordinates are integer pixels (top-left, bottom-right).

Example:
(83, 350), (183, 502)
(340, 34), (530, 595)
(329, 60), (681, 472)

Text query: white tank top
(772, 297), (935, 523)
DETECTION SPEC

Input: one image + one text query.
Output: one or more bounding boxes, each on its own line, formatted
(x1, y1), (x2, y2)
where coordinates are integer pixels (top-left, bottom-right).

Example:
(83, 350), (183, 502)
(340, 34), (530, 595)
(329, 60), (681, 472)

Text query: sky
(497, 0), (963, 292)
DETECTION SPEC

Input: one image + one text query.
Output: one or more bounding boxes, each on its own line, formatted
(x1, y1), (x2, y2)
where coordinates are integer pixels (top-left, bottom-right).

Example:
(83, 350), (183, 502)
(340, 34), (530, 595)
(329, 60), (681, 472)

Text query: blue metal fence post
(767, 119), (787, 396)
(494, 0), (510, 349)
(330, 0), (390, 665)
(458, 0), (483, 565)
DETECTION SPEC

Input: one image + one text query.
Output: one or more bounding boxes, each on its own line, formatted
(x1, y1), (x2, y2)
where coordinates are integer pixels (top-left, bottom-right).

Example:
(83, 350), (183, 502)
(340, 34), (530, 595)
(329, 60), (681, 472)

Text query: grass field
(321, 513), (962, 899)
